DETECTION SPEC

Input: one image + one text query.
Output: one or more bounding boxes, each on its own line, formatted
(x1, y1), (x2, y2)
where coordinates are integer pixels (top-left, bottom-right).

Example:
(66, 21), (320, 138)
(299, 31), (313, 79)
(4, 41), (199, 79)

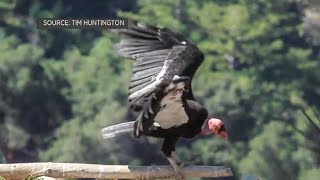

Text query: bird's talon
(178, 161), (193, 168)
(173, 170), (185, 180)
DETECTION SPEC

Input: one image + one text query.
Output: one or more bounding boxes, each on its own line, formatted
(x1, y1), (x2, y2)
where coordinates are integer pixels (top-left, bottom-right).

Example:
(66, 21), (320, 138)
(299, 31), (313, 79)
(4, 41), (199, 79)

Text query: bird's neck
(200, 118), (213, 135)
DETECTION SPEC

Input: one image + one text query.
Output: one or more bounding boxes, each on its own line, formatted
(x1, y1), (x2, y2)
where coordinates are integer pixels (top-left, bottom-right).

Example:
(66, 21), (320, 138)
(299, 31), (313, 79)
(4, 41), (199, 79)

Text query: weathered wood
(0, 162), (233, 179)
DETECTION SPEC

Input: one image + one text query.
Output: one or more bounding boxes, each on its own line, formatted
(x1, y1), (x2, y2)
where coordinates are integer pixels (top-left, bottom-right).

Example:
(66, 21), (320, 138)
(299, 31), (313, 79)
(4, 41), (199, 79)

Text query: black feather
(131, 25), (158, 36)
(133, 66), (162, 79)
(120, 29), (158, 39)
(114, 21), (205, 112)
(130, 72), (157, 82)
(132, 49), (170, 59)
(129, 80), (154, 94)
(136, 55), (167, 63)
(133, 61), (164, 73)
(129, 77), (153, 88)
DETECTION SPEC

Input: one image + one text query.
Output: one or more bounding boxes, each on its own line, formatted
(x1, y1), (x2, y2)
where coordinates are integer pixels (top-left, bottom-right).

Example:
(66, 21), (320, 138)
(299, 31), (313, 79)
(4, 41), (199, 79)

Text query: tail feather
(101, 121), (135, 139)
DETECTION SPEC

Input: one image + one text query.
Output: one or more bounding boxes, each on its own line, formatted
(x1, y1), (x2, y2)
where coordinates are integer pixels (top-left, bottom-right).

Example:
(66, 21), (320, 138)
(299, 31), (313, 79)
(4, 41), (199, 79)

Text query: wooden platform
(0, 162), (233, 179)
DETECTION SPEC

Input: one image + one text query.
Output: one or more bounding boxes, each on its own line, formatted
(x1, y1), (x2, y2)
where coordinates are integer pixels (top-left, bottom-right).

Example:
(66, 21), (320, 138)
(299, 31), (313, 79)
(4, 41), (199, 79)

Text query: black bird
(102, 22), (228, 178)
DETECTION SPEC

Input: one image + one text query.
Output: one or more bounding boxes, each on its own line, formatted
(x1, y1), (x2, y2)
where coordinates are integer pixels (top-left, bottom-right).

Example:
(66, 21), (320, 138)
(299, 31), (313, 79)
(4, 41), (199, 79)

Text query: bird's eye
(218, 125), (226, 133)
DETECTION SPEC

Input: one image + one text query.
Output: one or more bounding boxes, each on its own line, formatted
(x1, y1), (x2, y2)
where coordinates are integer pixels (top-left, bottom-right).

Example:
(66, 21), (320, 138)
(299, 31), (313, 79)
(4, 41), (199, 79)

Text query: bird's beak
(218, 131), (228, 140)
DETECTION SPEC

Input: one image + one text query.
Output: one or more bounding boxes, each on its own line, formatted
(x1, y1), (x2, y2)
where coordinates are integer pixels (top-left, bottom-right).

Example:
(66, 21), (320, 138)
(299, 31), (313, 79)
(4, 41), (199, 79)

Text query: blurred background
(0, 0), (319, 179)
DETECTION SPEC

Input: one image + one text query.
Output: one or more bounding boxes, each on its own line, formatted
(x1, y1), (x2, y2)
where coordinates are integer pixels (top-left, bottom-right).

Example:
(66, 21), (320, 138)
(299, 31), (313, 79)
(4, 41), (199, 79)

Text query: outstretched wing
(114, 22), (204, 111)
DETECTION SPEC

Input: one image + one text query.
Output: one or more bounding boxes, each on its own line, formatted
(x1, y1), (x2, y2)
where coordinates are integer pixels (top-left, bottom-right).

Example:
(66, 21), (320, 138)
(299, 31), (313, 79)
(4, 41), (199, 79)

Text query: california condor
(102, 22), (228, 178)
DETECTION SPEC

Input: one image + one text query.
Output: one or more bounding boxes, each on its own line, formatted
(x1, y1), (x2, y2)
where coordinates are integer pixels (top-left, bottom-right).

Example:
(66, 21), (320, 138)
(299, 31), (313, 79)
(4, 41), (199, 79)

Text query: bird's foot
(173, 168), (185, 180)
(167, 157), (186, 180)
(177, 160), (194, 168)
(171, 152), (194, 167)
(171, 164), (185, 180)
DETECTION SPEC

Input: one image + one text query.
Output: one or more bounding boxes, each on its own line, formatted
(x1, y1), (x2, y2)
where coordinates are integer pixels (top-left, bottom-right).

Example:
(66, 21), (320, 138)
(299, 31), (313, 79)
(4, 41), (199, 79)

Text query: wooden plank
(0, 163), (233, 179)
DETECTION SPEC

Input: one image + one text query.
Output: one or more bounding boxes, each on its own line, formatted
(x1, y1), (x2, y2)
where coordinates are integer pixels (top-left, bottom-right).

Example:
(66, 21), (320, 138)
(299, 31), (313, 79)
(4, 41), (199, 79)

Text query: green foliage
(299, 168), (320, 180)
(0, 30), (71, 162)
(24, 175), (39, 180)
(240, 121), (299, 179)
(39, 36), (134, 164)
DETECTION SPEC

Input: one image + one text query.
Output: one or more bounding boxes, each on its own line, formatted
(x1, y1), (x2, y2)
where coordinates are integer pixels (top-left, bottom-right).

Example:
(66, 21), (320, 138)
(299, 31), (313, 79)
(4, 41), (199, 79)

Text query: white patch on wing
(156, 54), (171, 82)
(153, 122), (161, 127)
(128, 80), (158, 100)
(154, 81), (188, 129)
(128, 56), (170, 101)
(172, 75), (180, 81)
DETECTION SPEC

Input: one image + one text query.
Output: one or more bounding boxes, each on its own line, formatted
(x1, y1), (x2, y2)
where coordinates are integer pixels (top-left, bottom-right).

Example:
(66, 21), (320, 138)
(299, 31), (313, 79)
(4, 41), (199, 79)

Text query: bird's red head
(201, 118), (228, 140)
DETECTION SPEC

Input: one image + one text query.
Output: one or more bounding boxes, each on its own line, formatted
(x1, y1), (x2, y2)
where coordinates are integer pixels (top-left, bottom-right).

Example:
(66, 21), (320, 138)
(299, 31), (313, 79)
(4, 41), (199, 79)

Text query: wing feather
(128, 80), (154, 94)
(133, 49), (170, 59)
(119, 29), (158, 39)
(114, 21), (204, 111)
(129, 77), (153, 88)
(133, 66), (163, 78)
(130, 73), (155, 82)
(136, 55), (167, 64)
(133, 61), (164, 73)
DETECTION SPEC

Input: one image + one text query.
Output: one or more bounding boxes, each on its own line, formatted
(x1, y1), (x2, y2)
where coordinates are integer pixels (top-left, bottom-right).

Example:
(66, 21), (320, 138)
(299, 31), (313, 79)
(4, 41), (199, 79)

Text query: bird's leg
(167, 156), (185, 180)
(162, 137), (185, 179)
(171, 151), (194, 167)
